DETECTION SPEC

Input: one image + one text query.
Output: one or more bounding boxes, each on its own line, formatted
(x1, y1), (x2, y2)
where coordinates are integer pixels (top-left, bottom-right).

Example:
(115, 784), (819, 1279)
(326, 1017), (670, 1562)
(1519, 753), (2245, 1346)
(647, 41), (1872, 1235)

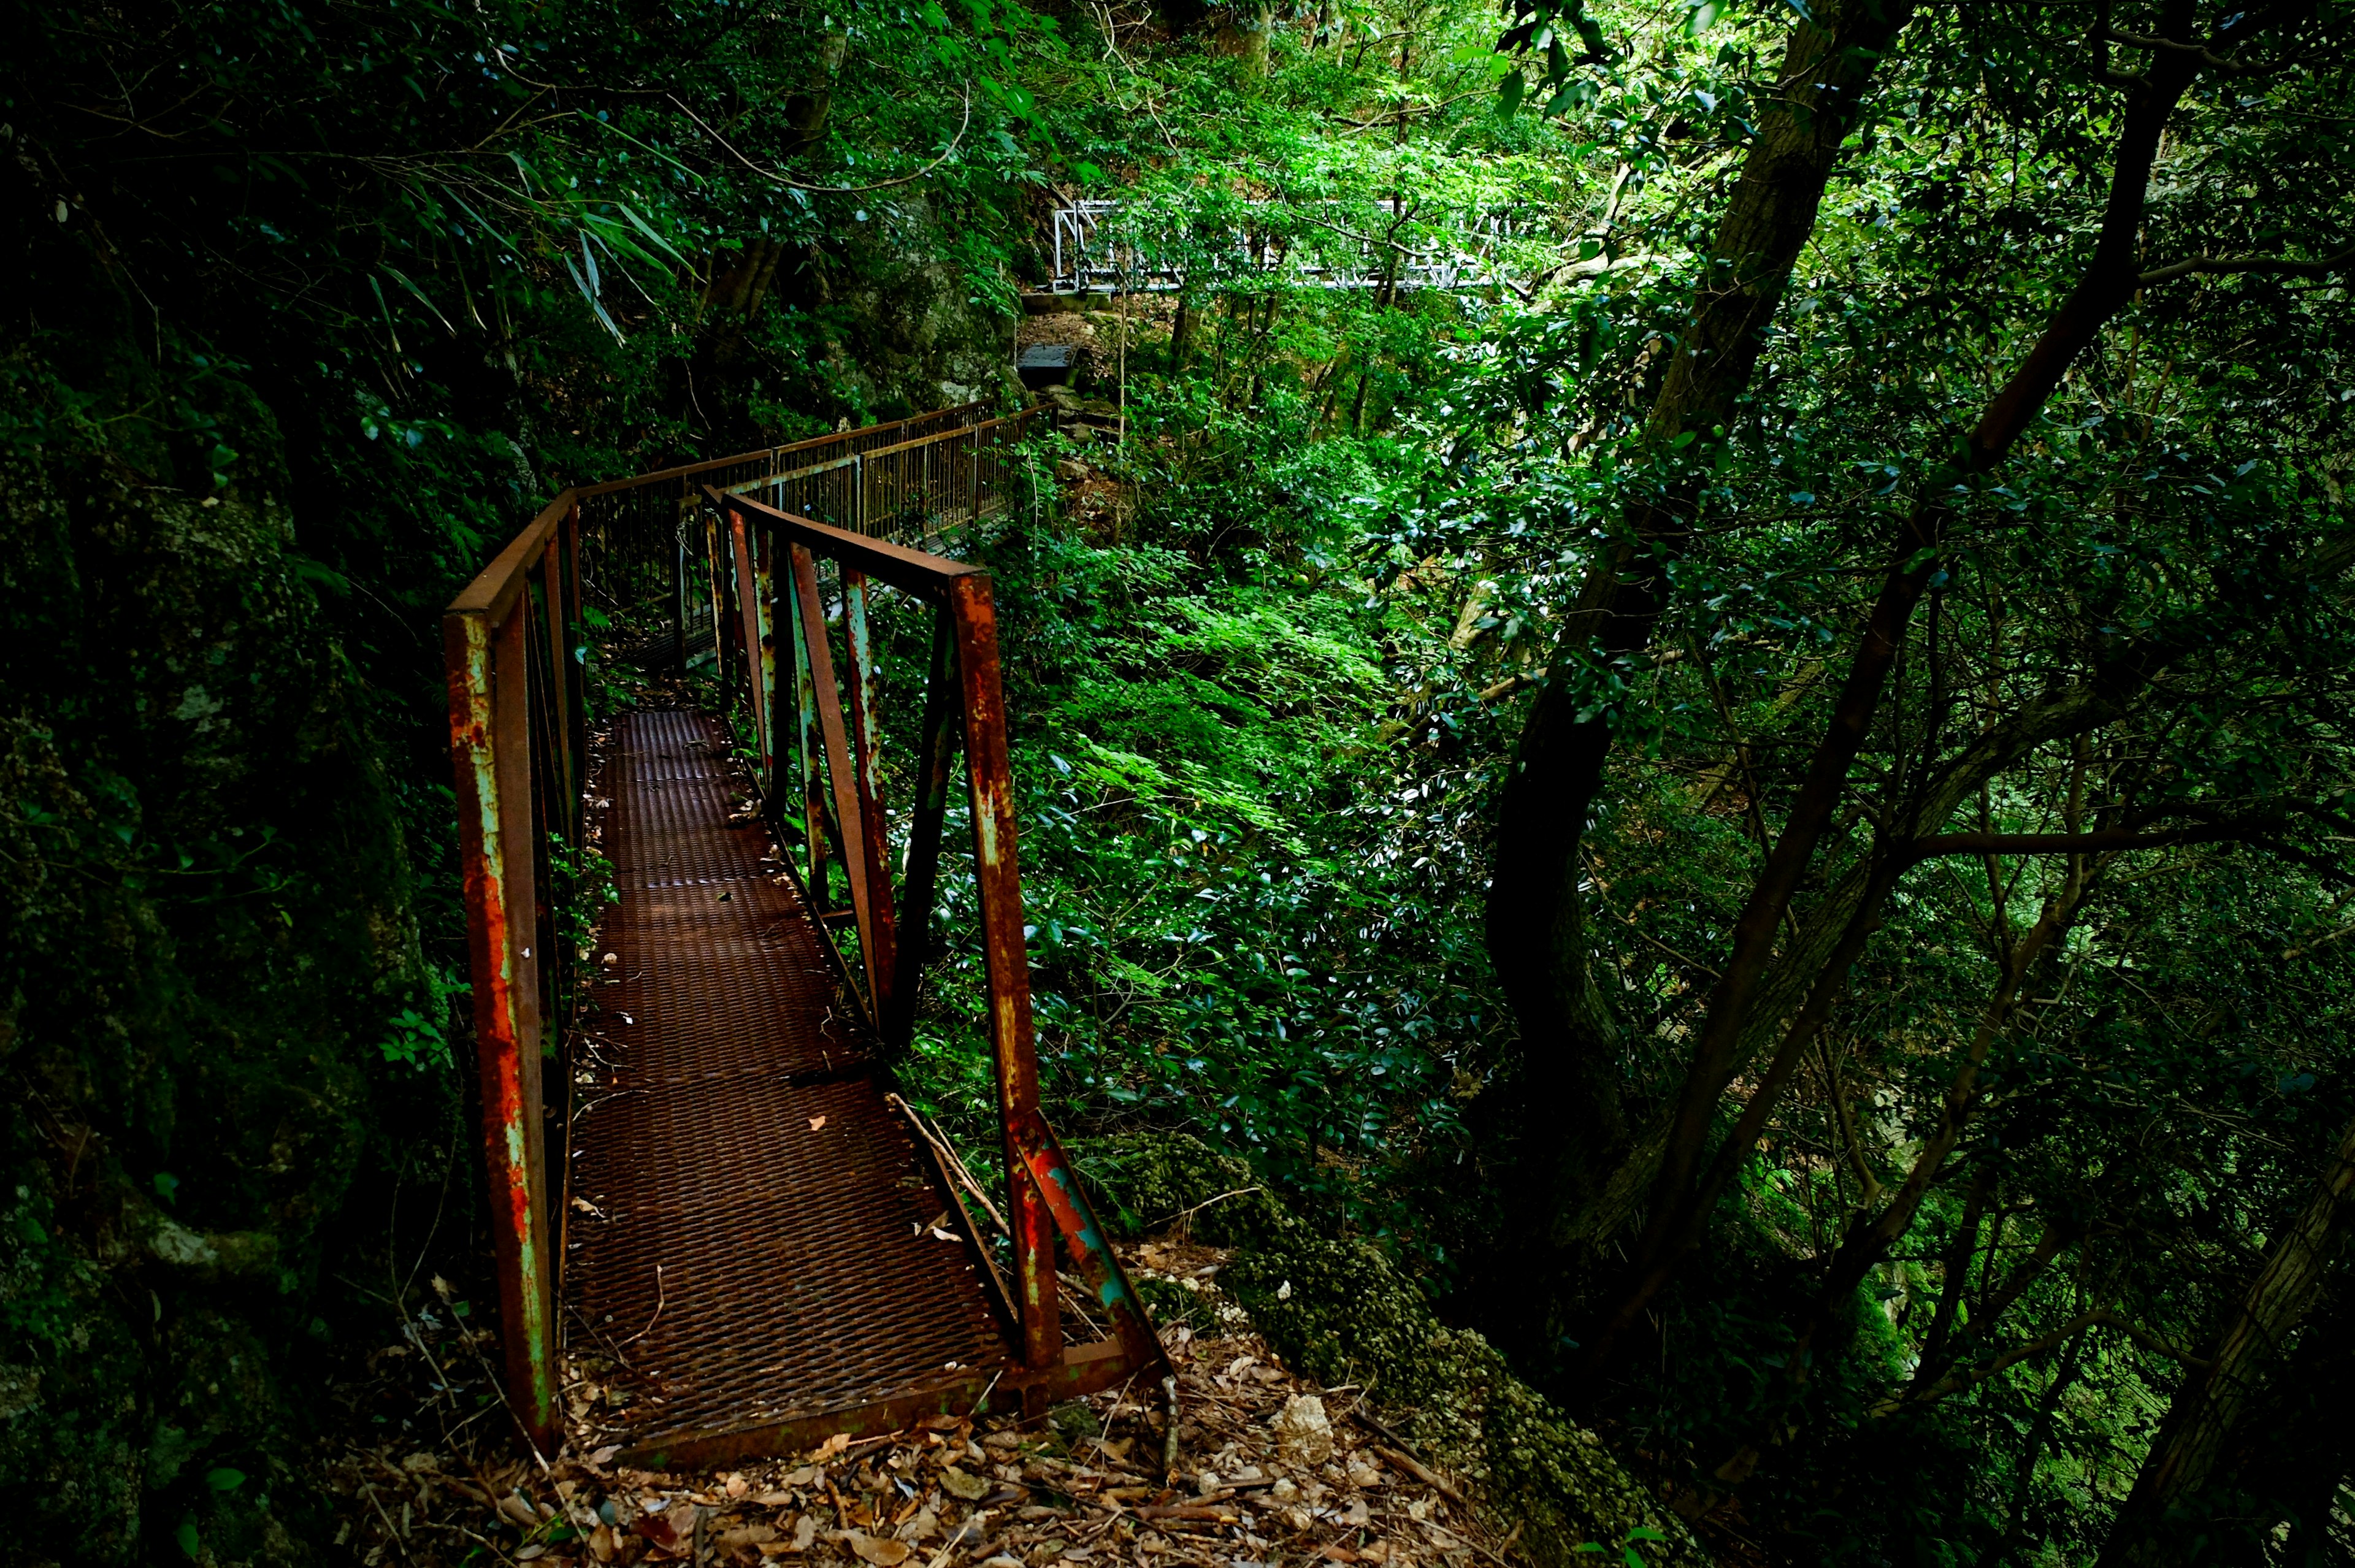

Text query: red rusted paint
(943, 574), (1061, 1371)
(442, 603), (559, 1455)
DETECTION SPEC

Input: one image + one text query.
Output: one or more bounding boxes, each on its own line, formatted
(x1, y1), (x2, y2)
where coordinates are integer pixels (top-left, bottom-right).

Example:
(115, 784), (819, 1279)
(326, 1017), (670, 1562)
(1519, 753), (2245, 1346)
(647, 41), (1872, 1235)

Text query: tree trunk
(781, 26), (850, 151)
(1210, 4), (1273, 75)
(2096, 1109), (2355, 1567)
(1477, 0), (1918, 1349)
(1552, 0), (2270, 1393)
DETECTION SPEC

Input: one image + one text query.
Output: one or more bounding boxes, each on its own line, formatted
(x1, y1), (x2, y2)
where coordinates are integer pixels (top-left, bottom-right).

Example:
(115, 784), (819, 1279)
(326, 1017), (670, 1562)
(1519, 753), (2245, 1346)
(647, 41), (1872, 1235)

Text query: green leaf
(611, 201), (690, 269)
(205, 1467), (247, 1492)
(1687, 0), (1720, 32)
(380, 266), (454, 335)
(366, 274), (402, 353)
(176, 1518), (202, 1559)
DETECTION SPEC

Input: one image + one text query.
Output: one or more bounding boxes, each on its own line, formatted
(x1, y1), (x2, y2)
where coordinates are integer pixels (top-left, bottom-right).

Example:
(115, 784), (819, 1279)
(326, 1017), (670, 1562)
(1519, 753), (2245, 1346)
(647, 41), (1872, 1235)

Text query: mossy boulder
(1074, 1132), (1705, 1568)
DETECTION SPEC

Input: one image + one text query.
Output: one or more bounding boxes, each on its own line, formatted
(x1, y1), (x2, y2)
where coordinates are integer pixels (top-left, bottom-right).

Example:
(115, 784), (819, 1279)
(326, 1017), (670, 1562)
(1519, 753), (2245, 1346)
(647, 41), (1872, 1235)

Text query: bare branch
(1890, 1309), (2209, 1410)
(1907, 824), (2277, 858)
(666, 88), (972, 195)
(2139, 240), (2355, 287)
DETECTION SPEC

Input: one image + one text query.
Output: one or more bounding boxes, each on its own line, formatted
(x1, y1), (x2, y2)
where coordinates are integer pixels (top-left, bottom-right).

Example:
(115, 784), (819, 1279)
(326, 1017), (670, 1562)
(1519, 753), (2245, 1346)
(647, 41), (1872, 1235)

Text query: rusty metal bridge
(442, 402), (1165, 1466)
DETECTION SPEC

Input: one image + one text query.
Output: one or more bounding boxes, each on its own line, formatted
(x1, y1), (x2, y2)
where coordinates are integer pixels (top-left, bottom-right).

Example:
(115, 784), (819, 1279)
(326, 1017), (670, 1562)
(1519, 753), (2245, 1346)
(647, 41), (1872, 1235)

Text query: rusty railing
(699, 483), (1161, 1401)
(442, 400), (1153, 1455)
(570, 403), (1041, 633)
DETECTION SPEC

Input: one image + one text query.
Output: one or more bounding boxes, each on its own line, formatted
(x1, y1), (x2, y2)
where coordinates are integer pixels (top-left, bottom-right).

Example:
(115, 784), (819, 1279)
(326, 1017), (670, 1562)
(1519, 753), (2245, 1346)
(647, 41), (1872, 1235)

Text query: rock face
(0, 243), (426, 1566)
(1076, 1134), (1706, 1568)
(764, 194), (1026, 423)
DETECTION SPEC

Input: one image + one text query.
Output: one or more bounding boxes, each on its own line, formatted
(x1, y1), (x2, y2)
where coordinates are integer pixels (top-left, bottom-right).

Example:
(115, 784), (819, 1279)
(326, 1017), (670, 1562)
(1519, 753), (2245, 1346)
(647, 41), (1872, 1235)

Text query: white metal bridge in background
(1046, 197), (1528, 296)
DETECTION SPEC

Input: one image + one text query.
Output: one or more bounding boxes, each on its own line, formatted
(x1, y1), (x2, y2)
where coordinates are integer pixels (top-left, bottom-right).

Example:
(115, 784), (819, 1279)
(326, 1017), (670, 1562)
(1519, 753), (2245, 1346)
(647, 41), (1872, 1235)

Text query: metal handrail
(442, 401), (1152, 1456)
(703, 487), (1159, 1385)
(571, 404), (1038, 641)
(441, 486), (584, 1445)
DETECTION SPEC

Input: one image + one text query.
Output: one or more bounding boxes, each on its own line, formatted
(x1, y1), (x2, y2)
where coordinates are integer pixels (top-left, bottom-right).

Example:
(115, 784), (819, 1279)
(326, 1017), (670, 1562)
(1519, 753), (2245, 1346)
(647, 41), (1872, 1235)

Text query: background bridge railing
(442, 399), (1149, 1454)
(570, 404), (1042, 644)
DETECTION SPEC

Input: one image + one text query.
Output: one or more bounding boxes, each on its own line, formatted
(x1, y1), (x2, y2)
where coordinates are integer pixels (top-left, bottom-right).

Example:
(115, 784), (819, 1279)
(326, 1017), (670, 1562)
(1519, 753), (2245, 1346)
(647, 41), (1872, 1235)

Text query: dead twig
(616, 1262), (667, 1347)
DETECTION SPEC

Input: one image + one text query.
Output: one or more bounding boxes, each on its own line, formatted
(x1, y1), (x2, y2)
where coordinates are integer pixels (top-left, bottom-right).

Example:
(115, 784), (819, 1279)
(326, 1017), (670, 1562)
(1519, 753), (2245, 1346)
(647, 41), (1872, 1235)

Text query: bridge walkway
(442, 403), (1163, 1467)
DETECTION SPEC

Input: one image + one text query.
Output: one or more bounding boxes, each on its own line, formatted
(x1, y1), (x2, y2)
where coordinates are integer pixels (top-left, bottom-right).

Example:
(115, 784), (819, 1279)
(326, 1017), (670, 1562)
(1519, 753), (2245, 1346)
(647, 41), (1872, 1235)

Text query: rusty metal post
(537, 543), (575, 824)
(561, 503), (589, 830)
(728, 506), (769, 776)
(443, 602), (561, 1455)
(944, 573), (1057, 1374)
(841, 571), (899, 1020)
(882, 604), (960, 1054)
(702, 505), (730, 676)
(671, 503), (690, 675)
(754, 524), (779, 799)
(787, 541), (830, 901)
(787, 540), (884, 1009)
(1009, 1107), (1160, 1365)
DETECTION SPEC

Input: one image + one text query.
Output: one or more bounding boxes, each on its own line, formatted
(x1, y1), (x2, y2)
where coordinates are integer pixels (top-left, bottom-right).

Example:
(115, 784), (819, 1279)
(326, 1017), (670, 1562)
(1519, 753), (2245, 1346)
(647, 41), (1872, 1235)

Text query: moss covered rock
(1074, 1132), (1705, 1568)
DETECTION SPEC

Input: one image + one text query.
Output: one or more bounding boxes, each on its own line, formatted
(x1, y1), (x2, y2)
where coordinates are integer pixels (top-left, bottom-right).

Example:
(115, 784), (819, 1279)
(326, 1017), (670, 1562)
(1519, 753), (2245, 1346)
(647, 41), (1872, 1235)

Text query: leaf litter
(318, 1241), (1526, 1568)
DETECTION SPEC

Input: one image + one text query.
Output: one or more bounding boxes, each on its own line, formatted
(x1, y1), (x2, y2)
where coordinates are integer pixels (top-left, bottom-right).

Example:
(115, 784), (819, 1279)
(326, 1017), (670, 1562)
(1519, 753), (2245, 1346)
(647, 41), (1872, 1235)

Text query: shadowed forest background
(2, 0), (2352, 1561)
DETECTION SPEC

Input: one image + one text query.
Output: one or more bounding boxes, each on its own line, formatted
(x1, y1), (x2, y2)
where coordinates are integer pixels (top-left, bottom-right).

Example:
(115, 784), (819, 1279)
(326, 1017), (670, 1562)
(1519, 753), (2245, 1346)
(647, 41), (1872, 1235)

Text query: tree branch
(1907, 821), (2285, 859)
(665, 88), (971, 194)
(1892, 1308), (2209, 1410)
(2139, 240), (2355, 287)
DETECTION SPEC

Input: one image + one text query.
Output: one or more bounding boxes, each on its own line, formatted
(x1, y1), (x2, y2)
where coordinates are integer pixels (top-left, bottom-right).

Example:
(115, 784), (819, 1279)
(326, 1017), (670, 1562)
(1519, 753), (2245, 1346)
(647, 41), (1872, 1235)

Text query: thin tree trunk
(1991, 1345), (2086, 1566)
(1210, 4), (1272, 74)
(1916, 1165), (1994, 1380)
(1563, 3), (2229, 1390)
(1707, 852), (2094, 1478)
(1476, 0), (1917, 1347)
(2096, 1109), (2355, 1567)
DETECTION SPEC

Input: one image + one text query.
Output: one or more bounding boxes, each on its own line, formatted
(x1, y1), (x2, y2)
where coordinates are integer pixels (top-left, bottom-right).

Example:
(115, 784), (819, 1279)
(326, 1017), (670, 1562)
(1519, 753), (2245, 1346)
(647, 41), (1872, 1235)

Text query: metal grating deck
(566, 709), (1013, 1456)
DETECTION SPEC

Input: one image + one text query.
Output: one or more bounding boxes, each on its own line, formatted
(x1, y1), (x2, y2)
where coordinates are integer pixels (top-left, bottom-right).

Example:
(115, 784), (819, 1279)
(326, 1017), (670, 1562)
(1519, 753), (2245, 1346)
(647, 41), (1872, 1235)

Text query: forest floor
(318, 1239), (1527, 1568)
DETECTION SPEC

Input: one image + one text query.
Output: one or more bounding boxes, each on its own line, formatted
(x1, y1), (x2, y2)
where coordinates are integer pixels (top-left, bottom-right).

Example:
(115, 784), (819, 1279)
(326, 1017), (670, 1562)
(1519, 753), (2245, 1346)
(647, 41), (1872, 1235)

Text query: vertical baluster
(787, 543), (883, 1009)
(754, 522), (778, 798)
(841, 571), (900, 1023)
(789, 542), (830, 901)
(537, 540), (575, 823)
(727, 507), (768, 775)
(561, 503), (588, 818)
(946, 573), (1057, 1376)
(702, 505), (732, 678)
(884, 605), (960, 1052)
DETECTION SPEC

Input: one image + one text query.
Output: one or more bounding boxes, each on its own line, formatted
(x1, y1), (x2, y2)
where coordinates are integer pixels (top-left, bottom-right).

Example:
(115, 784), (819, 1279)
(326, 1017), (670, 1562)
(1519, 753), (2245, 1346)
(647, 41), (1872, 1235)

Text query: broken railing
(697, 480), (1162, 1398)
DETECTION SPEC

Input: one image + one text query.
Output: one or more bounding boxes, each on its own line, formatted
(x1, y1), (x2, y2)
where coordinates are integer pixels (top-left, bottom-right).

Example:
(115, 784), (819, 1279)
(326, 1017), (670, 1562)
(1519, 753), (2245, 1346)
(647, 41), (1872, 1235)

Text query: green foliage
(7, 0), (2353, 1556)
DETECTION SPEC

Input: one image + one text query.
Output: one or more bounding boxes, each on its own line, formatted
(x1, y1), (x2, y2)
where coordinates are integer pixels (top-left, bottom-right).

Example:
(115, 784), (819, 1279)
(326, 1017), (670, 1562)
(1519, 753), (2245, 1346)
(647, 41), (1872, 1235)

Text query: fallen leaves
(940, 1466), (992, 1502)
(838, 1529), (911, 1565)
(316, 1237), (1517, 1568)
